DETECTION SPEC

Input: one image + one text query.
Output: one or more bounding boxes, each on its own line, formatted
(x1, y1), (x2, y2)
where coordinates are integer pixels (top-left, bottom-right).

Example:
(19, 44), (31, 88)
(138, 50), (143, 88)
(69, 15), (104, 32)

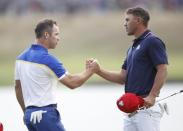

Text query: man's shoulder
(40, 53), (64, 70)
(16, 45), (63, 69)
(145, 32), (163, 41)
(144, 33), (165, 47)
(16, 48), (30, 60)
(44, 53), (60, 64)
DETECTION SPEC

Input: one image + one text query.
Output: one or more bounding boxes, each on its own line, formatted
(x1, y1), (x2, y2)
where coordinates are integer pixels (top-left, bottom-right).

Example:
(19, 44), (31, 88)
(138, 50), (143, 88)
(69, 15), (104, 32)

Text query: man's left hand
(143, 95), (156, 108)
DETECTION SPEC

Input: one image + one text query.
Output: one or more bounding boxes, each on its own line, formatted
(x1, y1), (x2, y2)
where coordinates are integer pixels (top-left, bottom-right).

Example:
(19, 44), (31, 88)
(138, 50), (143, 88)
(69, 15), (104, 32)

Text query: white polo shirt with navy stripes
(15, 44), (67, 108)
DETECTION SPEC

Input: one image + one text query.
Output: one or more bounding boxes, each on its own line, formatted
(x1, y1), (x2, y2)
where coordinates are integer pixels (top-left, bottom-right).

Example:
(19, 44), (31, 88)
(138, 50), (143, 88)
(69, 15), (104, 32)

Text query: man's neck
(134, 27), (148, 39)
(36, 39), (49, 49)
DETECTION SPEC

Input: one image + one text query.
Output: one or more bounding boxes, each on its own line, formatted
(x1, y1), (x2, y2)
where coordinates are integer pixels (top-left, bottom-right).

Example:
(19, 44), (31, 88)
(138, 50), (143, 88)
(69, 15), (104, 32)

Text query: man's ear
(44, 32), (49, 39)
(137, 17), (143, 24)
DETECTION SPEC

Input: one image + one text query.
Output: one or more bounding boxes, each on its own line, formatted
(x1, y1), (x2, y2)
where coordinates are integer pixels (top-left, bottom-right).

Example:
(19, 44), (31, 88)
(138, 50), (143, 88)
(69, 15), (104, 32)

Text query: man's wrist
(85, 68), (94, 75)
(149, 92), (158, 98)
(96, 68), (102, 75)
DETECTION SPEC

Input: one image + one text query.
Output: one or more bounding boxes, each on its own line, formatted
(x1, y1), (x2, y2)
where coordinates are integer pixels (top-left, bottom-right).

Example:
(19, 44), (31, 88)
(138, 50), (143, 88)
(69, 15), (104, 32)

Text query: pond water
(0, 83), (182, 131)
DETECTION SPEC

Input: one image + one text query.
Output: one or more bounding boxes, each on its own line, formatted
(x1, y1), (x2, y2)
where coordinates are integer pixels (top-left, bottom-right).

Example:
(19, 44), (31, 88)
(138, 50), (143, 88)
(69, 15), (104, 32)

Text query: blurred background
(0, 1), (183, 131)
(0, 0), (183, 85)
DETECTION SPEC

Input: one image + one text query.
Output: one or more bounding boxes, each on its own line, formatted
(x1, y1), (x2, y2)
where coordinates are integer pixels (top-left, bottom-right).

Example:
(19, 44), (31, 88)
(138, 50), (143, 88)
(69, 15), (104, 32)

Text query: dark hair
(35, 19), (57, 38)
(126, 7), (150, 27)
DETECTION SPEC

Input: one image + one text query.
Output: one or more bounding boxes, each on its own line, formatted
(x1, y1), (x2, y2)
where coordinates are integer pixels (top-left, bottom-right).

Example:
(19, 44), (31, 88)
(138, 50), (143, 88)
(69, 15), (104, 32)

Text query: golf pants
(24, 104), (66, 131)
(123, 103), (165, 131)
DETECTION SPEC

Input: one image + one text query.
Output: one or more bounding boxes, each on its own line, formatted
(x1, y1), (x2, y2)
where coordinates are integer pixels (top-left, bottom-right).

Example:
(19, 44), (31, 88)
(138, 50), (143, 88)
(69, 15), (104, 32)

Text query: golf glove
(30, 110), (47, 124)
(162, 103), (169, 115)
(159, 103), (169, 115)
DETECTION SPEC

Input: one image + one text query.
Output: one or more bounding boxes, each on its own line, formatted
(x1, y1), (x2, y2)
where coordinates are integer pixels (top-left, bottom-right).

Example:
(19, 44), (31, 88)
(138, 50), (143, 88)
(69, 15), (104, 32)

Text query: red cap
(116, 93), (144, 113)
(0, 122), (3, 131)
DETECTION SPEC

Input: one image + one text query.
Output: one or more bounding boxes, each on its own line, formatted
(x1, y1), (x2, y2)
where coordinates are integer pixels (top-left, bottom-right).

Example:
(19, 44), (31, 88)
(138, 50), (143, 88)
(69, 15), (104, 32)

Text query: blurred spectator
(0, 0), (182, 15)
(162, 0), (183, 10)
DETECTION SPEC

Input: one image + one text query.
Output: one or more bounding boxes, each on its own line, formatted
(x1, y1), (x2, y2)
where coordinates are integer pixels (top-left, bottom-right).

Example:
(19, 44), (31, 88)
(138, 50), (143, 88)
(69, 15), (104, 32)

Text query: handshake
(86, 58), (100, 74)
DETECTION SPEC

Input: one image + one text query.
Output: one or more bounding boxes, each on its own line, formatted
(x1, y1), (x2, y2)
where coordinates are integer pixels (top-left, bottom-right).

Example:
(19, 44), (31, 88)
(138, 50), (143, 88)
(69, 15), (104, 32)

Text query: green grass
(168, 55), (183, 81)
(0, 11), (183, 85)
(0, 62), (14, 86)
(1, 54), (182, 85)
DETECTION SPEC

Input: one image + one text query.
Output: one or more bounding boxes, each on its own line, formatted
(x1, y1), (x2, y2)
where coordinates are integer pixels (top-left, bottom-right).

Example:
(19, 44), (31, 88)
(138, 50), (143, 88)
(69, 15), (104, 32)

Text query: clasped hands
(86, 58), (100, 74)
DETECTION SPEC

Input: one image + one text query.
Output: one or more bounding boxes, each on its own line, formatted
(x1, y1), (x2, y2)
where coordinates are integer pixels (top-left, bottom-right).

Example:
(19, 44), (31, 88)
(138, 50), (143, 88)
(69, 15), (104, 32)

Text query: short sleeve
(122, 58), (127, 70)
(148, 38), (168, 66)
(44, 55), (67, 79)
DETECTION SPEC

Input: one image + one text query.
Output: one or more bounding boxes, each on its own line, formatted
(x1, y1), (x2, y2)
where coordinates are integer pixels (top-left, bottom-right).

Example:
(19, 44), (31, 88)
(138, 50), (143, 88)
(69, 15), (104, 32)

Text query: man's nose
(124, 22), (127, 27)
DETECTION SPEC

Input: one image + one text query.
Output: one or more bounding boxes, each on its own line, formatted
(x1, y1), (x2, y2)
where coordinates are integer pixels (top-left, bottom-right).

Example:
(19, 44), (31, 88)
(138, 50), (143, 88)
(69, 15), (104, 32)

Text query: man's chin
(127, 32), (133, 36)
(52, 44), (57, 49)
(49, 46), (56, 49)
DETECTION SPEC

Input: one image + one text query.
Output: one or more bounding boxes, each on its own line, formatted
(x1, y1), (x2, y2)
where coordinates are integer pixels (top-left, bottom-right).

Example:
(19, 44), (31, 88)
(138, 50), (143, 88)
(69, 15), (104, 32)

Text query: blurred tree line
(0, 0), (183, 15)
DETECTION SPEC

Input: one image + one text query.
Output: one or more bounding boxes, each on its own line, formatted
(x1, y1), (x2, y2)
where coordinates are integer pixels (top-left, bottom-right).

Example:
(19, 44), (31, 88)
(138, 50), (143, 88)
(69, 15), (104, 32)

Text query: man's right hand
(86, 58), (100, 73)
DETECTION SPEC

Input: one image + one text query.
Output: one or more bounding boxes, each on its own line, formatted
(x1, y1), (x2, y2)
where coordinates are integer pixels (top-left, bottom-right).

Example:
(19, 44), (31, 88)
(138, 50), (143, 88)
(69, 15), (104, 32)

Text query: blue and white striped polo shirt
(15, 44), (67, 107)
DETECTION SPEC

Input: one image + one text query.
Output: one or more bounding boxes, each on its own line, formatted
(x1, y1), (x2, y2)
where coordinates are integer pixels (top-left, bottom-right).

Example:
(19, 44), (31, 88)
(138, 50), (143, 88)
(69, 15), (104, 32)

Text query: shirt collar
(31, 44), (48, 52)
(133, 30), (151, 43)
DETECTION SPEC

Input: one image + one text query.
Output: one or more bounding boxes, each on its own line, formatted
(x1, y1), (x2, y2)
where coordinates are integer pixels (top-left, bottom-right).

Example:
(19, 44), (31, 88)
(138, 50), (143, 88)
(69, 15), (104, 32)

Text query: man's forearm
(72, 70), (93, 87)
(97, 68), (125, 84)
(61, 70), (94, 89)
(15, 83), (25, 113)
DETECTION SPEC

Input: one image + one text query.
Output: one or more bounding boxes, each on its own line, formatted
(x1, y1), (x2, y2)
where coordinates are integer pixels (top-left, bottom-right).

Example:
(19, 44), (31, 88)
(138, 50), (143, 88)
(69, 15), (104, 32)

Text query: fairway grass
(1, 54), (182, 86)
